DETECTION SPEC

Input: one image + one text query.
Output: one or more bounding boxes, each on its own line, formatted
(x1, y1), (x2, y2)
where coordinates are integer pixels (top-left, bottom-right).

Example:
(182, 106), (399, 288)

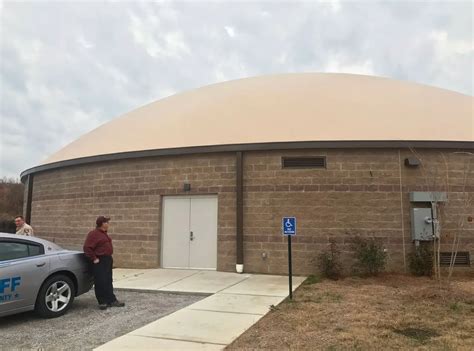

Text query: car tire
(35, 274), (76, 318)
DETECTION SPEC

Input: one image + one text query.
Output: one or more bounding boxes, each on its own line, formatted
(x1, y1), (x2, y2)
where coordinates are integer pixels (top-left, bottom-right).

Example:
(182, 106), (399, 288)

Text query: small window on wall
(282, 157), (326, 169)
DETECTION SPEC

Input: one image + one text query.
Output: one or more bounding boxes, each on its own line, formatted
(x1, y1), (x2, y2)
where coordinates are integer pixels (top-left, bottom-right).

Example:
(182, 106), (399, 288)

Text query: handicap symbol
(285, 219), (293, 228)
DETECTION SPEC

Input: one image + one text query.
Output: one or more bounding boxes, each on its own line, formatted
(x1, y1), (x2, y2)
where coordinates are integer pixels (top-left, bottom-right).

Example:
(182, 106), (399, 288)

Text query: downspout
(25, 174), (34, 224)
(236, 151), (244, 273)
(397, 150), (407, 272)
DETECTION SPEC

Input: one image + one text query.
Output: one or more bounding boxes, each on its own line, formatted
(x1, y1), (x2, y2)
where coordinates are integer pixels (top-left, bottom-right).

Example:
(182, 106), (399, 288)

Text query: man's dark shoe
(99, 303), (108, 310)
(108, 300), (125, 307)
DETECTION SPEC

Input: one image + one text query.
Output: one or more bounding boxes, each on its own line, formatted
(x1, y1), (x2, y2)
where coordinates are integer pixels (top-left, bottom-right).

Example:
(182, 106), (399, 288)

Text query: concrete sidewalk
(95, 269), (306, 350)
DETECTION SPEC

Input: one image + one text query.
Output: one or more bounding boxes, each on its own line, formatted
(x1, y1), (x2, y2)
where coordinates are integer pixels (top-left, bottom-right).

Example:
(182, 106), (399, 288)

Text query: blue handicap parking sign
(282, 217), (296, 235)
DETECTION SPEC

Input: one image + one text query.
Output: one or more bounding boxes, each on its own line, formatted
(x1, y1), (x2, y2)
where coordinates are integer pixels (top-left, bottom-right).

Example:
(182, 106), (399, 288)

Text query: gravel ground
(0, 290), (204, 351)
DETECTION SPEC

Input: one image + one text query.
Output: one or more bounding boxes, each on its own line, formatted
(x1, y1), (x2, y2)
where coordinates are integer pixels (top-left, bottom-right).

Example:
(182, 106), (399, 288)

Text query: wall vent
(282, 157), (326, 169)
(439, 252), (470, 266)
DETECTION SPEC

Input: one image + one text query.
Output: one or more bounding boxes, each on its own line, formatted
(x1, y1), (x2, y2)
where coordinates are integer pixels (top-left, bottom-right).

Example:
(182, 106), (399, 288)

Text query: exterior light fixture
(404, 157), (421, 167)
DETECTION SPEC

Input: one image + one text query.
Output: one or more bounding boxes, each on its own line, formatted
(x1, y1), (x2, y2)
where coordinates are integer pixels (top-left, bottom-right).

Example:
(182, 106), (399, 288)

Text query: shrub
(352, 237), (387, 276)
(318, 241), (342, 280)
(408, 245), (433, 277)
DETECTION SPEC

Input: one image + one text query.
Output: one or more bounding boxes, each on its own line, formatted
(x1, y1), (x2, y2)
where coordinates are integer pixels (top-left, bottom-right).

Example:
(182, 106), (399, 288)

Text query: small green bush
(352, 237), (387, 276)
(318, 241), (342, 280)
(408, 245), (433, 277)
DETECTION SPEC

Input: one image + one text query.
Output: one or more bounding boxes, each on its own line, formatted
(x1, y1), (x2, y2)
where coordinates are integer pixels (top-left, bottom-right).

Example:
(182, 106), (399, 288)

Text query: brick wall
(29, 148), (473, 275)
(243, 149), (403, 275)
(30, 153), (236, 270)
(242, 149), (473, 275)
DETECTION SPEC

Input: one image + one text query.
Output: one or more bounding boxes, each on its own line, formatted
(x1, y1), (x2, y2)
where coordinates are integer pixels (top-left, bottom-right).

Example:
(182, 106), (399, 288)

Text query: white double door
(161, 195), (218, 270)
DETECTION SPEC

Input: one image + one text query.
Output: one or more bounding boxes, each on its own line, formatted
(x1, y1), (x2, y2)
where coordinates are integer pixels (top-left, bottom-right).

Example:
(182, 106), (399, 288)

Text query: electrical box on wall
(409, 192), (447, 243)
(409, 192), (447, 203)
(411, 208), (434, 241)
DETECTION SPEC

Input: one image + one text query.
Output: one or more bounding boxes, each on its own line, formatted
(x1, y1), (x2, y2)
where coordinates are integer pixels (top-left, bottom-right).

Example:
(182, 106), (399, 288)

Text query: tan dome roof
(43, 73), (473, 166)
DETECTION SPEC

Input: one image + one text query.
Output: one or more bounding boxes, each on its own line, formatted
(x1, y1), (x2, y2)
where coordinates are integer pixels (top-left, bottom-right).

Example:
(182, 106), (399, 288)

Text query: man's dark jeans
(92, 255), (116, 305)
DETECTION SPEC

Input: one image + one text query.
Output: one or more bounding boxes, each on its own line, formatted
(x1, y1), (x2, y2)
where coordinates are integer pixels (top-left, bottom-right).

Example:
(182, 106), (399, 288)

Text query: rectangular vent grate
(282, 157), (326, 169)
(439, 252), (470, 266)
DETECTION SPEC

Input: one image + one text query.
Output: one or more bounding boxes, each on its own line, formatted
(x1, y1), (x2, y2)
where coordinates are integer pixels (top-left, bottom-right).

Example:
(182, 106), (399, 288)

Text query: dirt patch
(394, 327), (440, 343)
(227, 274), (474, 350)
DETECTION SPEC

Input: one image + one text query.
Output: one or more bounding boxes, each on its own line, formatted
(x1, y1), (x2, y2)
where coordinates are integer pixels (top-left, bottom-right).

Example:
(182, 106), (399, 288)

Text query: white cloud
(77, 35), (94, 49)
(129, 14), (162, 58)
(276, 53), (287, 65)
(328, 0), (342, 13)
(163, 31), (190, 57)
(325, 57), (374, 75)
(129, 13), (189, 59)
(224, 26), (236, 38)
(430, 30), (473, 57)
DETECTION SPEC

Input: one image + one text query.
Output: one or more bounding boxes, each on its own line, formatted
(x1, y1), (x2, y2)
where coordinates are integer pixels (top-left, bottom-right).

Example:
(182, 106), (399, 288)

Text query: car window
(28, 244), (42, 257)
(0, 242), (29, 261)
(0, 242), (44, 261)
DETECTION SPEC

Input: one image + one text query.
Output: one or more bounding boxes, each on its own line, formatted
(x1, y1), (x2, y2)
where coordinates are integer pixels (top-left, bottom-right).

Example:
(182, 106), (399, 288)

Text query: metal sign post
(282, 217), (296, 299)
(288, 234), (293, 299)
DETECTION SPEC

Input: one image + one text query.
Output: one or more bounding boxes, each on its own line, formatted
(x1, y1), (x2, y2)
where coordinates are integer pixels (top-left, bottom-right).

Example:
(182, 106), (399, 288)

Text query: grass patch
(304, 274), (321, 285)
(393, 327), (440, 343)
(269, 304), (279, 312)
(297, 292), (342, 304)
(299, 296), (323, 303)
(323, 292), (343, 302)
(449, 302), (462, 312)
(227, 275), (474, 350)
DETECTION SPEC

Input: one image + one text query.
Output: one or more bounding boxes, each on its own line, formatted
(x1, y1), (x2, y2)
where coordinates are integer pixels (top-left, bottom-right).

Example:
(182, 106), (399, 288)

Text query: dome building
(21, 73), (473, 274)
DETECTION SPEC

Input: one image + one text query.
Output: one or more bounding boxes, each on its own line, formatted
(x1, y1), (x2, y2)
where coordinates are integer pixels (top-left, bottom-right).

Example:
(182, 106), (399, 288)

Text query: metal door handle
(190, 231), (194, 241)
(36, 262), (46, 267)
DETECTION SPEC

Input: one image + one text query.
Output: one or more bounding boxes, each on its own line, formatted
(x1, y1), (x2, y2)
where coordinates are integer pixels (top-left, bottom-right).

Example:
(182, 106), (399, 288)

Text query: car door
(0, 239), (50, 316)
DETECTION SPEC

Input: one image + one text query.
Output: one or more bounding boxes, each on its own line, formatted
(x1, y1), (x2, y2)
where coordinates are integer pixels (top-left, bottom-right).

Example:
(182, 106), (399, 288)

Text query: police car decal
(0, 277), (21, 303)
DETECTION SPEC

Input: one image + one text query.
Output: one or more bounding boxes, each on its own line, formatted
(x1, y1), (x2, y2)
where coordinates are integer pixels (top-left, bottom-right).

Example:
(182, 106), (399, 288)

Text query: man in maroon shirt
(83, 216), (125, 310)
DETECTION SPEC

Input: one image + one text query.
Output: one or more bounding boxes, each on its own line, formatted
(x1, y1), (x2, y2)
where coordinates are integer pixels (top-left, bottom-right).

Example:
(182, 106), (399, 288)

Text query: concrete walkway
(95, 269), (306, 350)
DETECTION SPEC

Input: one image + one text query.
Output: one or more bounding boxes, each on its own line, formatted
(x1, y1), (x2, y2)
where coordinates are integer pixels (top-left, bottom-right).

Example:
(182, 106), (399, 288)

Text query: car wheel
(35, 274), (76, 318)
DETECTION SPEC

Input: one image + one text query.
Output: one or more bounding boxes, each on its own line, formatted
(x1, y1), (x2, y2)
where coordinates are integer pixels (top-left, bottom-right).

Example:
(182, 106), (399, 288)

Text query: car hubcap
(45, 281), (71, 312)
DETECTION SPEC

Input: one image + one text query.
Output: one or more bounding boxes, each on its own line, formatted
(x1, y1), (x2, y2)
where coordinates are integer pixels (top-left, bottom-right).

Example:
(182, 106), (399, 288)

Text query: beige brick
(29, 148), (473, 276)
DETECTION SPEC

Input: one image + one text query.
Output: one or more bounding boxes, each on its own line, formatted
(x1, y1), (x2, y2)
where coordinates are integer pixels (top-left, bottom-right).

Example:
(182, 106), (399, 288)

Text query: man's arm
(25, 225), (34, 236)
(83, 232), (99, 262)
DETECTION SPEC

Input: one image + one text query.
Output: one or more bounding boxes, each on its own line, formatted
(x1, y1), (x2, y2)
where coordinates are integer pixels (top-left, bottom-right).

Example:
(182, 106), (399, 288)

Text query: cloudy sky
(0, 0), (472, 178)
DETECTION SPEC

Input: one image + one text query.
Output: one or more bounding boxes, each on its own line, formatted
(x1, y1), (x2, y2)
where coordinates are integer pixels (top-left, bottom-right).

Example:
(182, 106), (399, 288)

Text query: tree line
(0, 177), (24, 233)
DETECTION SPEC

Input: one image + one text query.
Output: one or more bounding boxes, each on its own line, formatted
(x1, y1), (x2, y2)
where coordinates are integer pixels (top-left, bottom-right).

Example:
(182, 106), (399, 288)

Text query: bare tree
(0, 178), (24, 221)
(408, 149), (473, 285)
